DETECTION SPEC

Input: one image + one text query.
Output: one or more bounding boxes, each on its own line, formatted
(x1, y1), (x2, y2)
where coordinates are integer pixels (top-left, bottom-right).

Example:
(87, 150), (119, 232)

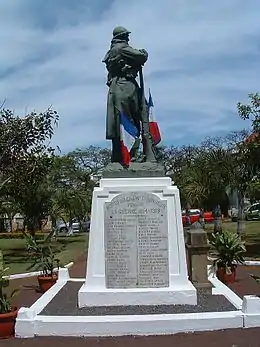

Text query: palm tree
(180, 164), (211, 207)
(180, 148), (230, 209)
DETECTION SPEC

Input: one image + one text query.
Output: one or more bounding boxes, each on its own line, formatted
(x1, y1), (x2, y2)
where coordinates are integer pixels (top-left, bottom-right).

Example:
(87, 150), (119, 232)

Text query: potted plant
(210, 230), (246, 284)
(0, 250), (19, 339)
(23, 232), (60, 293)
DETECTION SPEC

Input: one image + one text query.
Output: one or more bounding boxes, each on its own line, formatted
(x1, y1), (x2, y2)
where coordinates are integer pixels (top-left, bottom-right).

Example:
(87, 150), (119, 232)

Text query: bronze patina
(102, 26), (156, 165)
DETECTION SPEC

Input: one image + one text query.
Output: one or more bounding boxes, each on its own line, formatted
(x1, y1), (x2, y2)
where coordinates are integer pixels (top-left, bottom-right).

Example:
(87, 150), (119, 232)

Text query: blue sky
(0, 0), (259, 153)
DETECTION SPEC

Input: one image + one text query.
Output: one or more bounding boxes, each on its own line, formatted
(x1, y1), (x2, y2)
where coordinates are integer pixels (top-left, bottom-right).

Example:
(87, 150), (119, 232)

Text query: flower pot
(216, 265), (236, 284)
(37, 274), (57, 293)
(0, 307), (18, 339)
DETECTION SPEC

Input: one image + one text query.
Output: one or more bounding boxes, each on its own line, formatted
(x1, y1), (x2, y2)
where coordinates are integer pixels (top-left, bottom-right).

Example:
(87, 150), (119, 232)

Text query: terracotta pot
(0, 307), (18, 339)
(216, 265), (236, 284)
(37, 274), (57, 293)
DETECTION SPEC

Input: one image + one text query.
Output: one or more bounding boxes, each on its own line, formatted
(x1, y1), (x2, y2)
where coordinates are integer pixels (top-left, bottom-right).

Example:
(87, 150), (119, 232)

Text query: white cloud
(0, 0), (259, 151)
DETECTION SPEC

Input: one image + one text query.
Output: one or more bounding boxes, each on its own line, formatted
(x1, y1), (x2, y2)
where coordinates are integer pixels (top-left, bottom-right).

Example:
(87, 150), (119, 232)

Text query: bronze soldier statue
(102, 26), (156, 165)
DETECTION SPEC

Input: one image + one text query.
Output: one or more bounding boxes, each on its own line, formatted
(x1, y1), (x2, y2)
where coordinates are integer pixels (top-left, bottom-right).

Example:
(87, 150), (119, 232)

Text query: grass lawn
(1, 233), (89, 275)
(1, 221), (260, 275)
(205, 220), (260, 235)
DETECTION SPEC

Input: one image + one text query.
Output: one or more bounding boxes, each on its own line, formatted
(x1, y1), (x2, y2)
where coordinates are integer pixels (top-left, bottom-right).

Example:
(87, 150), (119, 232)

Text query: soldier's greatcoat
(103, 38), (148, 142)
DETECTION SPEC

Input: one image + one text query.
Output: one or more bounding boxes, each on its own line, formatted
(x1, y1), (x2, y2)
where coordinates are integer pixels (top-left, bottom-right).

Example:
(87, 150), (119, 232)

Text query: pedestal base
(78, 281), (197, 307)
(78, 176), (197, 309)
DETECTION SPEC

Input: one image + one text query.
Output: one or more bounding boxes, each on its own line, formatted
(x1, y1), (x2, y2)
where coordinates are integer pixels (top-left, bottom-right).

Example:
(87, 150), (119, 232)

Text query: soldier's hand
(139, 49), (148, 57)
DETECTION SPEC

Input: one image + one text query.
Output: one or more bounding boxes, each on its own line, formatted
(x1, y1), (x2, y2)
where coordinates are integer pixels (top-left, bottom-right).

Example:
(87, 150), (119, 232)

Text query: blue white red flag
(148, 89), (161, 145)
(119, 112), (139, 166)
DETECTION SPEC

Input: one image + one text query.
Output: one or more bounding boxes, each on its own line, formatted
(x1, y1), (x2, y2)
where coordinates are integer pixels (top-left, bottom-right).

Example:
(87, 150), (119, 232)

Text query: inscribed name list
(104, 192), (169, 288)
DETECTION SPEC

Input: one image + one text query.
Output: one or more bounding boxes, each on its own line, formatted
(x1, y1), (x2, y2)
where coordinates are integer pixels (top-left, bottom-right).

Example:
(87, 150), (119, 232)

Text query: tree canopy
(0, 92), (259, 235)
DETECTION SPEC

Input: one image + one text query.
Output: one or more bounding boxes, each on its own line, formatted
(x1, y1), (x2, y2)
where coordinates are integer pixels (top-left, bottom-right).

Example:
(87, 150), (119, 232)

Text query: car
(56, 218), (90, 233)
(230, 204), (253, 222)
(181, 209), (214, 225)
(245, 202), (260, 221)
(230, 207), (238, 222)
(182, 209), (200, 225)
(204, 211), (215, 223)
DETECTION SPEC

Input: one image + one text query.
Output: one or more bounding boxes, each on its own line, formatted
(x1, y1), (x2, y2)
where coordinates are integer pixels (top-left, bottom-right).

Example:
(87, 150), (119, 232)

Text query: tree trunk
(237, 190), (245, 235)
(51, 215), (57, 237)
(8, 213), (13, 233)
(214, 217), (222, 233)
(67, 212), (73, 236)
(29, 225), (36, 238)
(26, 218), (36, 238)
(213, 205), (222, 233)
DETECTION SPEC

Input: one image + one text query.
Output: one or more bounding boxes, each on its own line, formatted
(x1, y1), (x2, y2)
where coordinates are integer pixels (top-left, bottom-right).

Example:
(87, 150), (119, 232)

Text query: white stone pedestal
(78, 177), (197, 307)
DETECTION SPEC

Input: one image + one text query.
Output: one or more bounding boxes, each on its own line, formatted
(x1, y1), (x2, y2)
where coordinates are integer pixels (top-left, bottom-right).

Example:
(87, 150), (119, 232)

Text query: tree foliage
(0, 107), (59, 234)
(0, 107), (58, 189)
(0, 92), (259, 236)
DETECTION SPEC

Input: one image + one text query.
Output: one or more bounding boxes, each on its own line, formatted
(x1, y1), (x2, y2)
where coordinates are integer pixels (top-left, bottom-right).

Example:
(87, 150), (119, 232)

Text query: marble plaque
(104, 192), (169, 289)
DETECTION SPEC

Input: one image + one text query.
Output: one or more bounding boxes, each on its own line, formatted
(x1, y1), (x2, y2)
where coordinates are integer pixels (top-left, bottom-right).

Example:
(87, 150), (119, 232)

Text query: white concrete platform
(15, 267), (253, 338)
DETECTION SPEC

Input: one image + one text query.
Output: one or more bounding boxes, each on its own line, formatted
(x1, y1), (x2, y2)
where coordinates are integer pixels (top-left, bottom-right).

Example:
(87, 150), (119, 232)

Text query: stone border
(243, 260), (260, 266)
(208, 257), (260, 266)
(15, 266), (260, 338)
(242, 295), (260, 328)
(31, 311), (243, 337)
(208, 265), (243, 309)
(5, 262), (74, 280)
(208, 265), (260, 329)
(14, 266), (245, 338)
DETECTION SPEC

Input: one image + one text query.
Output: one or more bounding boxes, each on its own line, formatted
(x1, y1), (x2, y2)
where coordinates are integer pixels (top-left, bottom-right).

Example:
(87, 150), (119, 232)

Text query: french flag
(148, 89), (161, 145)
(120, 112), (139, 167)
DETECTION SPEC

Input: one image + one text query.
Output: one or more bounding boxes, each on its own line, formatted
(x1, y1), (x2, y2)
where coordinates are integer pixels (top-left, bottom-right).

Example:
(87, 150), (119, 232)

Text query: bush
(210, 230), (246, 268)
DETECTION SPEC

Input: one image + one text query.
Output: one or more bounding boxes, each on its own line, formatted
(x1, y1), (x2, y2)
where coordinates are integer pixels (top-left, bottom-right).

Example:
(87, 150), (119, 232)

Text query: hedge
(0, 232), (45, 240)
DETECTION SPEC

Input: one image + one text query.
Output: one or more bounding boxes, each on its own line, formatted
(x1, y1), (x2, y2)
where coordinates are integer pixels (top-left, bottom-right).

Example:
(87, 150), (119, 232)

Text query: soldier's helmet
(112, 26), (131, 38)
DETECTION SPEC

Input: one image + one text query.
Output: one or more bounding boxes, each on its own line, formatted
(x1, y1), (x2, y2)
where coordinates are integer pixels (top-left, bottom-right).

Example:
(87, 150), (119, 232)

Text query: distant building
(0, 213), (24, 232)
(0, 213), (52, 233)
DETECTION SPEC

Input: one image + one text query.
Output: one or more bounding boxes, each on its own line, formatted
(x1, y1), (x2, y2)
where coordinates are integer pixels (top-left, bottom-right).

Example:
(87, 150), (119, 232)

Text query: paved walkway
(6, 254), (86, 308)
(8, 276), (42, 309)
(2, 328), (260, 346)
(4, 256), (260, 346)
(69, 253), (86, 278)
(229, 265), (260, 297)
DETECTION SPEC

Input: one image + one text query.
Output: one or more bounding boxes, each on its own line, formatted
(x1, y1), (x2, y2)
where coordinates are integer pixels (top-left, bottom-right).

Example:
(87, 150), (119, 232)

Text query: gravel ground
(40, 283), (236, 316)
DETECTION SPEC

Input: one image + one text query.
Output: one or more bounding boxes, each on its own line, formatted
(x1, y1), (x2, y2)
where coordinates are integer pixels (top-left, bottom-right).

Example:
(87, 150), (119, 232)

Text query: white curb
(207, 265), (243, 309)
(15, 265), (260, 337)
(208, 257), (260, 266)
(5, 262), (74, 280)
(15, 268), (244, 338)
(242, 295), (260, 328)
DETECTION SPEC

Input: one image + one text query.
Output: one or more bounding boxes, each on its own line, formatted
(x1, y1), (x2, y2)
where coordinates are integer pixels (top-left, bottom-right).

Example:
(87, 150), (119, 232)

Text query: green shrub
(24, 231), (60, 277)
(0, 250), (19, 313)
(0, 233), (45, 240)
(210, 230), (246, 268)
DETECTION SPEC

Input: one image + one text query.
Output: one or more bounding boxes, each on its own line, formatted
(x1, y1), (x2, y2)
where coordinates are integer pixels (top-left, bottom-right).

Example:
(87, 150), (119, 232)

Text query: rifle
(138, 68), (156, 162)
